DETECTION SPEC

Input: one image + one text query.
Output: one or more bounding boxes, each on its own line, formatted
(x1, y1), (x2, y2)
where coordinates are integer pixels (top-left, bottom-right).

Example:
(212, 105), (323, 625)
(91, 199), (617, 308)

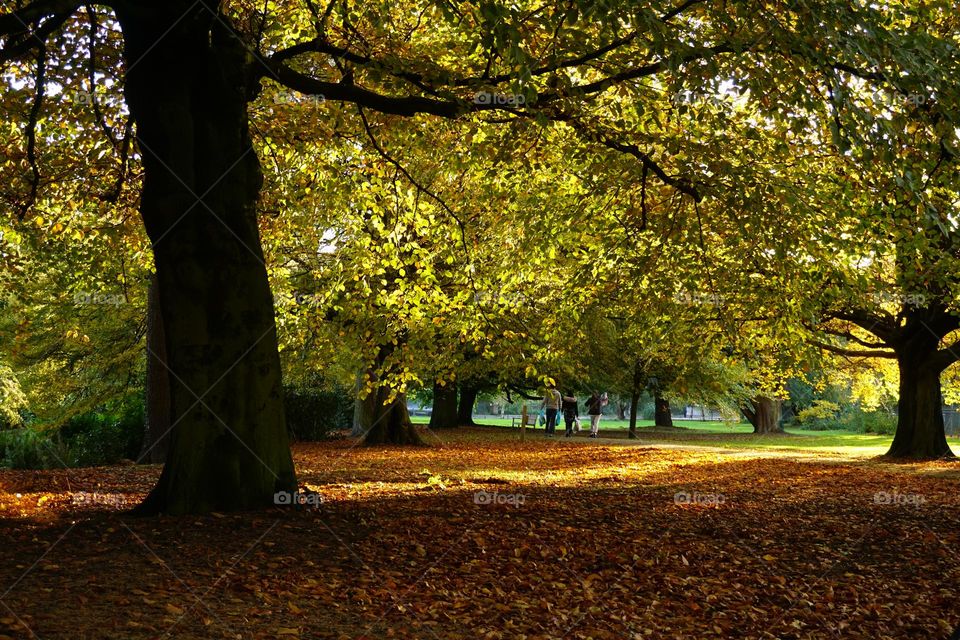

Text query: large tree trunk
(352, 387), (378, 438)
(121, 7), (296, 514)
(364, 390), (424, 445)
(352, 369), (378, 437)
(743, 396), (783, 434)
(457, 385), (478, 426)
(139, 273), (170, 464)
(616, 401), (627, 420)
(887, 353), (952, 458)
(654, 394), (673, 428)
(429, 382), (459, 429)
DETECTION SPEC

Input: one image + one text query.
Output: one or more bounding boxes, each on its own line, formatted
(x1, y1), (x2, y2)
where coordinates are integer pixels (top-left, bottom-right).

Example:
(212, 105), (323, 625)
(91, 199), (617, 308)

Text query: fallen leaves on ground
(1, 426), (959, 639)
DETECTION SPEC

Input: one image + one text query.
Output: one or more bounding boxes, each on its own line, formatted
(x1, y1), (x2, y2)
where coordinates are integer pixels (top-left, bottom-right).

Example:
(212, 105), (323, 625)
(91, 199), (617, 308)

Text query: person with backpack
(561, 391), (579, 437)
(585, 391), (608, 438)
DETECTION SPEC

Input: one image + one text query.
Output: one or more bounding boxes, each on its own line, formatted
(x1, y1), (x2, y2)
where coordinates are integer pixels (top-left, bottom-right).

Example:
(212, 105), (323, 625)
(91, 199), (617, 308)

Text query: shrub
(0, 399), (145, 470)
(853, 410), (897, 435)
(793, 400), (841, 431)
(61, 399), (144, 467)
(0, 428), (69, 469)
(284, 385), (353, 441)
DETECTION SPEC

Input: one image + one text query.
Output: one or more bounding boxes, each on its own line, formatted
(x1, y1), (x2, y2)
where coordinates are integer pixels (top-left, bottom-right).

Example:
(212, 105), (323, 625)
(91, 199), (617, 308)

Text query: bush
(60, 399), (144, 467)
(842, 409), (897, 435)
(0, 399), (145, 469)
(0, 427), (70, 469)
(284, 385), (353, 441)
(793, 400), (841, 431)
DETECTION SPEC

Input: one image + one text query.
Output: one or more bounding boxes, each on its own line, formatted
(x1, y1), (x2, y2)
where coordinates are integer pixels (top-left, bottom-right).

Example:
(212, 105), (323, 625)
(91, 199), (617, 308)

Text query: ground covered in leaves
(1, 426), (959, 639)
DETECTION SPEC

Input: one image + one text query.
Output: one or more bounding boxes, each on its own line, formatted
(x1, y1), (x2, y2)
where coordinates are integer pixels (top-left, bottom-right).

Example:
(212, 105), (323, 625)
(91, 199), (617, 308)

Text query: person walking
(585, 391), (607, 438)
(541, 384), (562, 436)
(561, 391), (579, 437)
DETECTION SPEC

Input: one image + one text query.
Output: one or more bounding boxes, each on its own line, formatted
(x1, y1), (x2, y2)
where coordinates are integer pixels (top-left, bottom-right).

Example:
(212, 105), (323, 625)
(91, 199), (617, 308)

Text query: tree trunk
(616, 401), (627, 421)
(364, 390), (424, 445)
(139, 273), (170, 464)
(628, 388), (641, 439)
(429, 381), (459, 428)
(120, 7), (296, 514)
(887, 354), (952, 458)
(352, 386), (378, 438)
(628, 363), (642, 439)
(744, 396), (783, 434)
(457, 385), (478, 426)
(654, 394), (673, 428)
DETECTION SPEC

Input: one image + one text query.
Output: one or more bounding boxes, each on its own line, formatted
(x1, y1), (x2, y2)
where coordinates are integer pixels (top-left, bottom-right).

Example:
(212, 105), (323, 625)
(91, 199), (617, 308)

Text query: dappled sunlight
(2, 428), (960, 638)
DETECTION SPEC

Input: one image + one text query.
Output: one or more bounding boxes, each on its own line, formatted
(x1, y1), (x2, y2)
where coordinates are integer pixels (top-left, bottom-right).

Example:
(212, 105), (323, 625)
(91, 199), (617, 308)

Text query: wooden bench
(512, 406), (540, 441)
(511, 412), (539, 429)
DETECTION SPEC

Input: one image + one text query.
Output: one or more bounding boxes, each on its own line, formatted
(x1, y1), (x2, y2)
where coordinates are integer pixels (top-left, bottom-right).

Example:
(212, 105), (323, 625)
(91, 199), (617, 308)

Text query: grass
(412, 415), (904, 457)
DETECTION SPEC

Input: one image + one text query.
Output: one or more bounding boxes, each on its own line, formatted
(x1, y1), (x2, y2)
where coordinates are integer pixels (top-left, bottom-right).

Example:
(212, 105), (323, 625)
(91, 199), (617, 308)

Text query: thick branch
(0, 9), (70, 61)
(0, 0), (81, 35)
(266, 61), (468, 117)
(270, 0), (710, 91)
(809, 339), (897, 359)
(819, 326), (889, 349)
(828, 309), (896, 342)
(933, 341), (960, 373)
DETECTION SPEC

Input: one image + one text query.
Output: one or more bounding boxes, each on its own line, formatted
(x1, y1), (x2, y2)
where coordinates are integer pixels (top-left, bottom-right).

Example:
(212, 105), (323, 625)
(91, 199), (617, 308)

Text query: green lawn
(411, 416), (905, 456)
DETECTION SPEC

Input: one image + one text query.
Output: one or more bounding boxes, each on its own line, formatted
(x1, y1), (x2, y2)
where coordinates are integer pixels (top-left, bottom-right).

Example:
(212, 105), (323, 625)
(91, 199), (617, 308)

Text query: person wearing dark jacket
(585, 391), (607, 438)
(561, 392), (579, 437)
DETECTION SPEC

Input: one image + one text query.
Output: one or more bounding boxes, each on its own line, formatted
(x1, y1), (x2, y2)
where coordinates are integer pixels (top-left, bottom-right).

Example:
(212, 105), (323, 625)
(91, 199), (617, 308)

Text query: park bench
(511, 412), (539, 430)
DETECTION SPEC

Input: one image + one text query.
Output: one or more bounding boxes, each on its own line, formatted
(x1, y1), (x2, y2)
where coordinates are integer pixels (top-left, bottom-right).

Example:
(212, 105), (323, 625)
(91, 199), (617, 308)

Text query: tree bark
(457, 385), (478, 426)
(364, 390), (424, 445)
(616, 401), (627, 421)
(744, 396), (783, 434)
(120, 7), (296, 514)
(887, 353), (952, 458)
(628, 388), (641, 439)
(654, 394), (673, 428)
(352, 385), (378, 438)
(429, 381), (459, 429)
(139, 273), (170, 464)
(628, 362), (642, 439)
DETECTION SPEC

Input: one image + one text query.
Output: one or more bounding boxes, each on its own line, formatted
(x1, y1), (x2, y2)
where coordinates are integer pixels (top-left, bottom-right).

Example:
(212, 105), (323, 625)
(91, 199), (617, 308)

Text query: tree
(6, 0), (958, 509)
(429, 381), (458, 429)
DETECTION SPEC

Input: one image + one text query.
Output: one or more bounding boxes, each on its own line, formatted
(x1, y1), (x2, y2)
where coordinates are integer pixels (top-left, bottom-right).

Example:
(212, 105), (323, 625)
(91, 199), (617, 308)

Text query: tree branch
(565, 119), (703, 201)
(20, 42), (46, 220)
(0, 0), (82, 35)
(0, 9), (70, 61)
(819, 326), (889, 349)
(265, 60), (469, 117)
(809, 339), (897, 359)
